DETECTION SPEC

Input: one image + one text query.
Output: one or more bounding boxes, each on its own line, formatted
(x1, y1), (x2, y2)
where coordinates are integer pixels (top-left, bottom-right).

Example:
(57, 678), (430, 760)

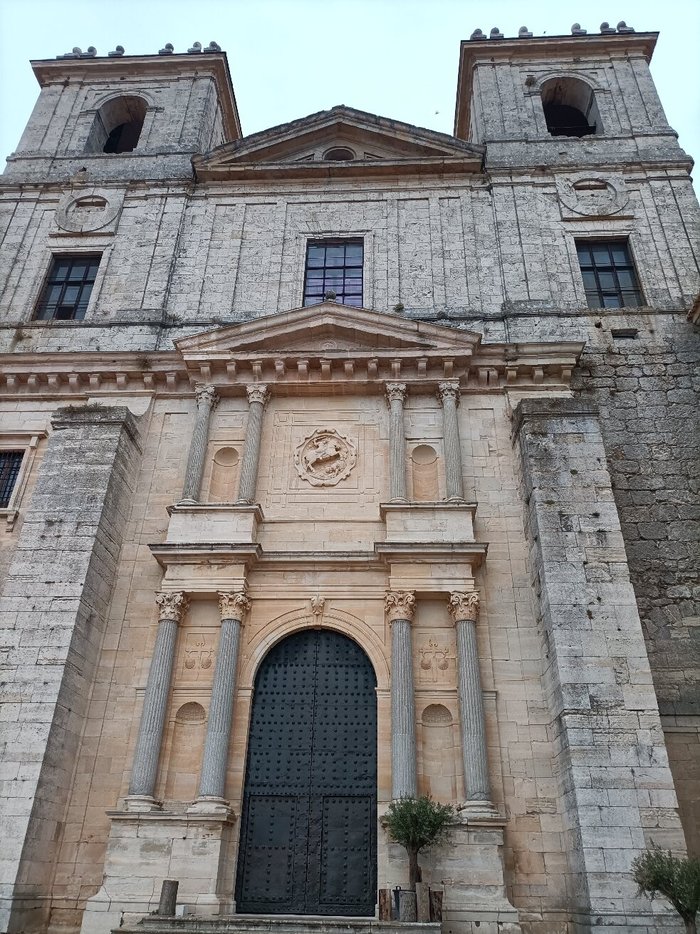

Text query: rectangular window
(576, 240), (642, 309)
(303, 239), (363, 307)
(0, 451), (24, 508)
(34, 254), (101, 321)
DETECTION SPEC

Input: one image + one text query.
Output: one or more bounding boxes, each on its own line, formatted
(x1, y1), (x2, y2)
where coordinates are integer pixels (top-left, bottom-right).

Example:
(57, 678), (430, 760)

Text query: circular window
(323, 147), (355, 161)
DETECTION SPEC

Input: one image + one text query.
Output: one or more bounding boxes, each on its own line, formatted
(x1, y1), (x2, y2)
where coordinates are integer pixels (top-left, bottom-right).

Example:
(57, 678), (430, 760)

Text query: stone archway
(235, 628), (377, 915)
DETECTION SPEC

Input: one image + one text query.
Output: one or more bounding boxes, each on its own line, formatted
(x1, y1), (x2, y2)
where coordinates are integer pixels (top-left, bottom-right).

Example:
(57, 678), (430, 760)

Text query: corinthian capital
(218, 590), (251, 621)
(385, 590), (416, 623)
(385, 382), (407, 406)
(438, 381), (460, 406)
(448, 590), (480, 622)
(155, 591), (189, 623)
(246, 384), (269, 406)
(195, 384), (219, 410)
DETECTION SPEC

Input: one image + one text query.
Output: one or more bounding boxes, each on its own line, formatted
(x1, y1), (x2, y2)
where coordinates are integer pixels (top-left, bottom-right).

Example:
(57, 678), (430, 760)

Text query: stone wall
(0, 405), (142, 934)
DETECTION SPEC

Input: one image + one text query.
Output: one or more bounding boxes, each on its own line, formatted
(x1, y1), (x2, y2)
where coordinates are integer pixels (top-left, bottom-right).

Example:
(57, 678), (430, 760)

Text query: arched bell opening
(541, 76), (601, 138)
(85, 95), (148, 153)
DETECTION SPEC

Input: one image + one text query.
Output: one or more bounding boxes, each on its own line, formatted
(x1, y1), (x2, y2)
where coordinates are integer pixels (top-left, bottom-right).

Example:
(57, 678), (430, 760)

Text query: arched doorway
(236, 629), (377, 916)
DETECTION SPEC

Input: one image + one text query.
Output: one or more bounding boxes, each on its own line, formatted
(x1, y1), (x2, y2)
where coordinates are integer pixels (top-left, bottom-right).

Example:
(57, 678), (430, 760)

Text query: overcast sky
(1, 0), (698, 174)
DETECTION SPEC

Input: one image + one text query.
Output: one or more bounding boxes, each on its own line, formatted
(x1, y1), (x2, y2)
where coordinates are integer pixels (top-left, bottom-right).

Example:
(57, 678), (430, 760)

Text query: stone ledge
(510, 396), (599, 441)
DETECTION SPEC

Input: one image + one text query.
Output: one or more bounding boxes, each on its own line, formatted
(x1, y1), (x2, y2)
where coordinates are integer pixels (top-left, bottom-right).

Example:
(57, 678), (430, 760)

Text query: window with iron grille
(576, 241), (643, 309)
(303, 239), (363, 307)
(34, 254), (101, 321)
(0, 451), (24, 508)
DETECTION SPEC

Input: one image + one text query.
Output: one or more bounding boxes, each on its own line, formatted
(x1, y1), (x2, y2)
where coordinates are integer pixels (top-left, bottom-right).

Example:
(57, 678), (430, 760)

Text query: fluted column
(128, 592), (189, 802)
(438, 381), (465, 502)
(236, 384), (269, 504)
(181, 384), (218, 503)
(386, 590), (418, 799)
(385, 382), (408, 502)
(197, 590), (250, 801)
(449, 591), (492, 804)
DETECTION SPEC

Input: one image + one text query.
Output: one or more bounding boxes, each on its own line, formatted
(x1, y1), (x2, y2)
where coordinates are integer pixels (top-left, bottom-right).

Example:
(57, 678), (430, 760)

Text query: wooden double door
(235, 629), (377, 916)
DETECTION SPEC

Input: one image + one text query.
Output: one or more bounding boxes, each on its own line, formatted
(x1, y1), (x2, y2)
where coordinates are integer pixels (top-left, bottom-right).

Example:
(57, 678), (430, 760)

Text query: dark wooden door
(235, 630), (377, 916)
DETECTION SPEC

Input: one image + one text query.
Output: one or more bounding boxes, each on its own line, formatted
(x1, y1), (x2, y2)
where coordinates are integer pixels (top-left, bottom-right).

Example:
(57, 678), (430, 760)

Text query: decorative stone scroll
(448, 590), (480, 622)
(218, 590), (250, 621)
(155, 590), (189, 622)
(385, 590), (416, 623)
(245, 384), (269, 407)
(294, 428), (357, 487)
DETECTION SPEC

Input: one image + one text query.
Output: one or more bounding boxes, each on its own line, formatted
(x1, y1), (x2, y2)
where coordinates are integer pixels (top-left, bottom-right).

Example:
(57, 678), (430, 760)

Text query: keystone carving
(310, 597), (325, 623)
(156, 591), (189, 623)
(448, 591), (480, 622)
(385, 590), (416, 623)
(294, 428), (357, 487)
(218, 591), (251, 621)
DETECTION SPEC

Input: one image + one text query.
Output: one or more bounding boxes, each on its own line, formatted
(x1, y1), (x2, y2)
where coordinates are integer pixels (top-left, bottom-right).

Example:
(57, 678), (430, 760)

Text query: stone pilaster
(385, 382), (408, 502)
(386, 590), (418, 799)
(196, 590), (250, 804)
(236, 384), (269, 505)
(127, 591), (189, 806)
(0, 405), (142, 934)
(448, 591), (493, 807)
(437, 381), (465, 502)
(513, 397), (686, 929)
(181, 384), (218, 503)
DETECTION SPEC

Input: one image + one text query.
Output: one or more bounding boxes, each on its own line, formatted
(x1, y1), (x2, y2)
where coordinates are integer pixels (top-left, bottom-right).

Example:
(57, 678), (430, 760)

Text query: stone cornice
(0, 305), (583, 399)
(0, 341), (583, 400)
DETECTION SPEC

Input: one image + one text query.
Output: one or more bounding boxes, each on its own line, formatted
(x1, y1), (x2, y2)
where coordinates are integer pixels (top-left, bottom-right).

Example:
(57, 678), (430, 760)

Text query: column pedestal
(79, 809), (237, 934)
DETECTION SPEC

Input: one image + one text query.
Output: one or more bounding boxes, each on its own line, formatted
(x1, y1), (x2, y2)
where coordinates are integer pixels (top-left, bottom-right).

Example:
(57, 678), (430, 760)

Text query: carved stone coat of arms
(294, 428), (357, 486)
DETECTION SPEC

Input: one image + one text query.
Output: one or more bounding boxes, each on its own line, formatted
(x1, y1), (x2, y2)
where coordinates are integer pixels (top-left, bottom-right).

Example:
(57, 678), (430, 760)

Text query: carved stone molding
(438, 381), (461, 406)
(385, 590), (416, 623)
(155, 591), (189, 623)
(246, 384), (270, 406)
(195, 383), (219, 409)
(294, 428), (357, 487)
(448, 590), (480, 622)
(218, 590), (251, 621)
(385, 382), (407, 406)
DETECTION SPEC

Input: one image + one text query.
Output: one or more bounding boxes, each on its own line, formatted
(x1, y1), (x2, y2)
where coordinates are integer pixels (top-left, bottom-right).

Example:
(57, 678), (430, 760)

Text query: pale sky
(1, 0), (699, 175)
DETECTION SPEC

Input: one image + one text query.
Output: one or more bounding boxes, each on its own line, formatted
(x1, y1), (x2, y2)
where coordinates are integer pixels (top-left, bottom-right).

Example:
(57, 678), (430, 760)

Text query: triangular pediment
(194, 106), (484, 180)
(175, 302), (482, 360)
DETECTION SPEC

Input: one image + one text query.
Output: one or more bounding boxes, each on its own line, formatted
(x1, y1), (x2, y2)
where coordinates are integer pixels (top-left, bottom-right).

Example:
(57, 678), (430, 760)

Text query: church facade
(0, 24), (698, 934)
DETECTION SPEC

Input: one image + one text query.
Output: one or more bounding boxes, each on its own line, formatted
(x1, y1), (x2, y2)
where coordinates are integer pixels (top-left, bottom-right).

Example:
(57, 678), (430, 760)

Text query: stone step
(117, 916), (440, 934)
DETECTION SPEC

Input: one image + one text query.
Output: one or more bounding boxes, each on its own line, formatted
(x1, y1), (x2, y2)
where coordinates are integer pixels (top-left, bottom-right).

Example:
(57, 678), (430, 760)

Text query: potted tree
(384, 796), (453, 921)
(632, 845), (700, 934)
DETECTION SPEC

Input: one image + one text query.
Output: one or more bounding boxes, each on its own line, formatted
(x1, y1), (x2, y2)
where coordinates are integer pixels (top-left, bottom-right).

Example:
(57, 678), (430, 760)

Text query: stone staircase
(116, 916), (440, 934)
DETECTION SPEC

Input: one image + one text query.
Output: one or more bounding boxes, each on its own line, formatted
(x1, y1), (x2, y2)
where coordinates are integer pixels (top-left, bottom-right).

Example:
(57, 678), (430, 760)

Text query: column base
(429, 817), (521, 933)
(188, 796), (236, 819)
(122, 794), (161, 812)
(455, 799), (501, 820)
(80, 807), (236, 934)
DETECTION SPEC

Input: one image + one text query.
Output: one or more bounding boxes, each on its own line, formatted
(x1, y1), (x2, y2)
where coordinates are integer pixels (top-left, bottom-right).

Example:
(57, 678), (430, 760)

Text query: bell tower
(3, 41), (241, 182)
(454, 22), (689, 169)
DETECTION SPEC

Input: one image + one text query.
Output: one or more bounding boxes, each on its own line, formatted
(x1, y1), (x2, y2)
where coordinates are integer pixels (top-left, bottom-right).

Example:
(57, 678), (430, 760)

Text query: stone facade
(0, 24), (698, 934)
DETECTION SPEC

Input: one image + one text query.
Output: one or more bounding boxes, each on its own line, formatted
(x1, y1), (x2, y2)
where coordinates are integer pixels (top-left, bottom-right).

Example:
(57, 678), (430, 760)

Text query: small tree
(632, 845), (700, 934)
(384, 795), (454, 888)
